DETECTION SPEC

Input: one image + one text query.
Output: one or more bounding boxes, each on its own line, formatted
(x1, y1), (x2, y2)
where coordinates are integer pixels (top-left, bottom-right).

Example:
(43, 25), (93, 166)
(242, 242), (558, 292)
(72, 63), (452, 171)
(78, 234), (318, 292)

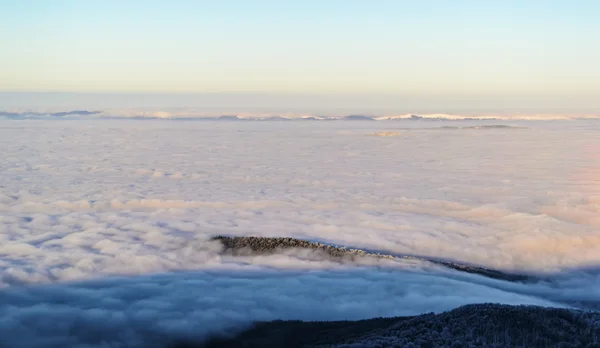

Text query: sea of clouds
(1, 119), (599, 347)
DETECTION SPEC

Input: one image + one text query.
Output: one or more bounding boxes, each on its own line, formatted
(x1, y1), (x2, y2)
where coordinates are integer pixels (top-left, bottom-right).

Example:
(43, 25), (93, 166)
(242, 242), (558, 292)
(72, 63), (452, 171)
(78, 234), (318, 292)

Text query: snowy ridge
(213, 236), (534, 283)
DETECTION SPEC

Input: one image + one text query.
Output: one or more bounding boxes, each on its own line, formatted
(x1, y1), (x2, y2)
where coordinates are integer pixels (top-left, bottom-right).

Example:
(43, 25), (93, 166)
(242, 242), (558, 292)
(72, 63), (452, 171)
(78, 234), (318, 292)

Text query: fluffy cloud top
(1, 119), (599, 346)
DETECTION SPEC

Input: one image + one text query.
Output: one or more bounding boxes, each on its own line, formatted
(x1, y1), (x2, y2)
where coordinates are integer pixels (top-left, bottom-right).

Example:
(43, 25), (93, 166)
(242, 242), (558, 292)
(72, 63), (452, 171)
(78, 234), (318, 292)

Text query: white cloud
(0, 119), (600, 345)
(0, 268), (562, 348)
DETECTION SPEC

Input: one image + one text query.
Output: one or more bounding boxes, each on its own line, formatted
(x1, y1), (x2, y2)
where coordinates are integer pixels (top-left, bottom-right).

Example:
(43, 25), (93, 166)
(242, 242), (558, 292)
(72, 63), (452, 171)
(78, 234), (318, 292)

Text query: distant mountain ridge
(2, 110), (598, 121)
(0, 110), (101, 119)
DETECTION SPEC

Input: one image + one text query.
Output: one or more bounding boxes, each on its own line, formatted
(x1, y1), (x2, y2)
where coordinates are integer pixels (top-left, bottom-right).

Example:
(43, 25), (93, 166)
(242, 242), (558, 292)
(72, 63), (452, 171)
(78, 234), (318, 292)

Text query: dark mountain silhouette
(50, 110), (101, 117)
(344, 115), (374, 120)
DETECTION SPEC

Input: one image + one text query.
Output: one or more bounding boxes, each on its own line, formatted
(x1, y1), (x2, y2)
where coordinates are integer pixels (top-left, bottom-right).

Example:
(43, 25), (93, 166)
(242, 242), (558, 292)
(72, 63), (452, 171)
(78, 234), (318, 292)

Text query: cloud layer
(1, 119), (599, 346)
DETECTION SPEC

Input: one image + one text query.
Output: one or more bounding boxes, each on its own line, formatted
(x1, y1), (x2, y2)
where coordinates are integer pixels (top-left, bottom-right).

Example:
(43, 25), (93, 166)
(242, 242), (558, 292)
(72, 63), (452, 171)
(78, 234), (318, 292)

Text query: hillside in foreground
(175, 303), (600, 348)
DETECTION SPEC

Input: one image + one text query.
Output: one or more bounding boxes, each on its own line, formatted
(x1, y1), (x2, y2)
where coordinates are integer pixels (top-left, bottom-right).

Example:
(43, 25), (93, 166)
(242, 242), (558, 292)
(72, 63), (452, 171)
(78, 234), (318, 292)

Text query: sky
(1, 0), (599, 111)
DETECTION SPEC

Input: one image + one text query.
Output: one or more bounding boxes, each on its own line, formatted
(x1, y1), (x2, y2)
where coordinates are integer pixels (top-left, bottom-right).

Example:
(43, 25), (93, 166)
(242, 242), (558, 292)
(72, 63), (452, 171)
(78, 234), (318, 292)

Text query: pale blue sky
(1, 0), (599, 110)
